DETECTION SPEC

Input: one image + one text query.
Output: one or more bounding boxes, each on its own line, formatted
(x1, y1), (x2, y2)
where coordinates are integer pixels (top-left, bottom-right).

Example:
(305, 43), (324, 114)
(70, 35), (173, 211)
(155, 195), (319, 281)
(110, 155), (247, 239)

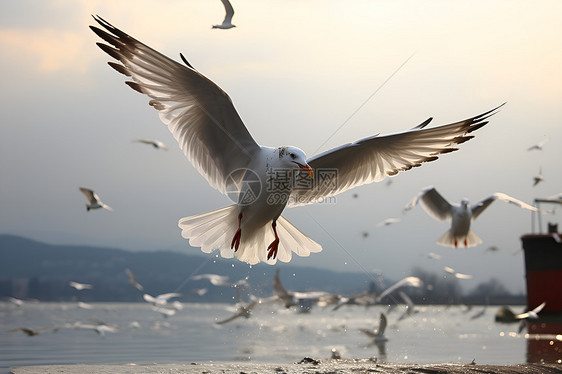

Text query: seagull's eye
(290, 153), (296, 160)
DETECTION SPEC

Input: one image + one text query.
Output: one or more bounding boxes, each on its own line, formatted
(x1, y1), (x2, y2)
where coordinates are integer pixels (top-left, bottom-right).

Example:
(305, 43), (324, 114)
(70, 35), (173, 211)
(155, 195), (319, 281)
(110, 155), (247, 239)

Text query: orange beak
(295, 162), (314, 179)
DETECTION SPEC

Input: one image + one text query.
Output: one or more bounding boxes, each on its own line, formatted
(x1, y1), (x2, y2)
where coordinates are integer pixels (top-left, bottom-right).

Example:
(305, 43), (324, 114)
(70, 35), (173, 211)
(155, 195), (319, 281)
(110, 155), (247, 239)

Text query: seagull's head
(460, 199), (470, 209)
(278, 146), (314, 179)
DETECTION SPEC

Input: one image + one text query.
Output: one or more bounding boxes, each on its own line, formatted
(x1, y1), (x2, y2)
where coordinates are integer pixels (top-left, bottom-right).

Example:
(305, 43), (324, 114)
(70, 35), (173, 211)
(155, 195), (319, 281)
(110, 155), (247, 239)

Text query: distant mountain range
(0, 234), (524, 305)
(0, 234), (378, 302)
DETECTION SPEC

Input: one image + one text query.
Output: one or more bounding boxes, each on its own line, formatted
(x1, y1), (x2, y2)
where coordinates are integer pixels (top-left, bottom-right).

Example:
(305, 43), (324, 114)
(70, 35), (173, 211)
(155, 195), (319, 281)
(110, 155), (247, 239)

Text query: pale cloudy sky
(1, 0), (561, 293)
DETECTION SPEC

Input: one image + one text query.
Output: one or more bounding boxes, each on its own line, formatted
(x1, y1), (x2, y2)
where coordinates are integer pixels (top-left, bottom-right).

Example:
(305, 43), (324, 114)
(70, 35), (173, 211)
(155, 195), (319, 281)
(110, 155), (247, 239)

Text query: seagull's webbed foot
(231, 213), (243, 251)
(267, 220), (280, 260)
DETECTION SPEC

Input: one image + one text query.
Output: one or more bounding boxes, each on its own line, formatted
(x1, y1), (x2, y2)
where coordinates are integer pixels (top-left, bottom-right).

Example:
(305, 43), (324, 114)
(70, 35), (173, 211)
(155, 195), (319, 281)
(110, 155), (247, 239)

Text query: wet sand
(10, 359), (562, 374)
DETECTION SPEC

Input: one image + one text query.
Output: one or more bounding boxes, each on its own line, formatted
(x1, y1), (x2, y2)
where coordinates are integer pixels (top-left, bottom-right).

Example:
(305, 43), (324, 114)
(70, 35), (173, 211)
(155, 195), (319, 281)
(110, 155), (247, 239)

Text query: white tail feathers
(437, 229), (482, 248)
(178, 205), (322, 265)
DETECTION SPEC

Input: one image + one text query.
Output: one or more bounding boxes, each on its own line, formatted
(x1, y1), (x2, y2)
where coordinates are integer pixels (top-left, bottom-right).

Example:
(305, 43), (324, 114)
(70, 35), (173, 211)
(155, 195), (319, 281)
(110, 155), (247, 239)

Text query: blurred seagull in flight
(376, 276), (423, 302)
(212, 0), (236, 29)
(514, 301), (546, 320)
(69, 281), (93, 291)
(9, 326), (59, 336)
(190, 274), (232, 287)
(125, 268), (144, 291)
(443, 266), (473, 279)
(79, 187), (113, 212)
(143, 292), (181, 307)
(527, 137), (549, 151)
(376, 218), (400, 227)
(91, 16), (502, 265)
(359, 312), (388, 342)
(425, 252), (442, 260)
(216, 300), (258, 325)
(404, 186), (539, 248)
(135, 139), (168, 150)
(533, 168), (543, 186)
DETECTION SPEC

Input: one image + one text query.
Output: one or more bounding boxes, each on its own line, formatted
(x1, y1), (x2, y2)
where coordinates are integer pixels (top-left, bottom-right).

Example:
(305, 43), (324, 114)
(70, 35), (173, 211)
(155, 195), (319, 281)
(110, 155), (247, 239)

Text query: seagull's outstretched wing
(377, 276), (423, 301)
(289, 106), (502, 207)
(91, 16), (259, 195)
(79, 187), (97, 204)
(404, 186), (452, 221)
(220, 0), (235, 25)
(472, 192), (538, 220)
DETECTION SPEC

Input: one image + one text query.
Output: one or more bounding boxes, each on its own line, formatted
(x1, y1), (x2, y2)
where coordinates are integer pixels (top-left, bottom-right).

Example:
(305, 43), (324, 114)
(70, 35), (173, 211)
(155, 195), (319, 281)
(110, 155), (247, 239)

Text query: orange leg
(231, 213), (243, 251)
(267, 220), (280, 260)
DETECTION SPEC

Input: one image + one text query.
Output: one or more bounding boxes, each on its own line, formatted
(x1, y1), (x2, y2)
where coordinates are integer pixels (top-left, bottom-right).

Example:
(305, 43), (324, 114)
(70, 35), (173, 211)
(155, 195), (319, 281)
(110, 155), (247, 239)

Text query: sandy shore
(10, 359), (562, 374)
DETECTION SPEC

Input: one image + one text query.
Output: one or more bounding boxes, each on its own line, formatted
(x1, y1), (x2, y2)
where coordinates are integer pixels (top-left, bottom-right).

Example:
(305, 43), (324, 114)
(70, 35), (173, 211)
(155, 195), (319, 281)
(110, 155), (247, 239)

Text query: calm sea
(0, 301), (555, 372)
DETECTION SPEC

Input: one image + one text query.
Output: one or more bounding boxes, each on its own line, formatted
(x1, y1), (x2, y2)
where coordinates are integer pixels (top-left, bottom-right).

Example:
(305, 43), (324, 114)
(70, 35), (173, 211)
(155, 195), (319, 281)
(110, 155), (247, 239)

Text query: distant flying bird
(190, 274), (232, 287)
(216, 301), (258, 325)
(79, 187), (113, 212)
(9, 326), (59, 336)
(77, 301), (94, 309)
(91, 16), (501, 265)
(212, 0), (236, 29)
(533, 168), (543, 186)
(69, 281), (93, 291)
(6, 297), (24, 307)
(484, 245), (499, 254)
(443, 266), (473, 279)
(514, 302), (546, 320)
(333, 293), (376, 311)
(527, 137), (549, 151)
(404, 187), (539, 248)
(397, 290), (418, 321)
(272, 269), (334, 310)
(192, 288), (208, 296)
(359, 312), (388, 342)
(376, 218), (400, 227)
(152, 306), (177, 318)
(376, 276), (423, 302)
(135, 139), (168, 150)
(72, 321), (118, 337)
(425, 252), (442, 260)
(143, 293), (181, 307)
(125, 268), (144, 291)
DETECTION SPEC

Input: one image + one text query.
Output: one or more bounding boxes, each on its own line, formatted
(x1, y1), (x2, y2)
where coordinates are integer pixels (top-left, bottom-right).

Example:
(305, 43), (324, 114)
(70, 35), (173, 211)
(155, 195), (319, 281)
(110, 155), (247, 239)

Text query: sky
(1, 0), (561, 294)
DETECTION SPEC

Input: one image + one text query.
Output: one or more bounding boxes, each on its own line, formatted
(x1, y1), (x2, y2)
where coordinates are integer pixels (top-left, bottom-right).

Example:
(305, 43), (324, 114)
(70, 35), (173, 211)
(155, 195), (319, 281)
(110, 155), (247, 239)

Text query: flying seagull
(79, 187), (113, 211)
(143, 292), (181, 307)
(69, 281), (93, 291)
(216, 300), (258, 325)
(212, 0), (236, 29)
(125, 268), (144, 291)
(359, 312), (388, 342)
(527, 137), (549, 151)
(514, 301), (546, 320)
(404, 187), (538, 248)
(9, 326), (59, 336)
(533, 167), (543, 186)
(443, 266), (473, 279)
(190, 274), (232, 287)
(90, 16), (502, 265)
(135, 139), (168, 150)
(376, 276), (423, 302)
(376, 218), (400, 227)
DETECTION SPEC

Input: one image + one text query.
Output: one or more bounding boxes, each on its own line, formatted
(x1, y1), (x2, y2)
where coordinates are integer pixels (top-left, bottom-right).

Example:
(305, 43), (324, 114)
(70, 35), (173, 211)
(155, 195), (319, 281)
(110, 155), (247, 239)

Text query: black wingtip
(180, 53), (195, 70)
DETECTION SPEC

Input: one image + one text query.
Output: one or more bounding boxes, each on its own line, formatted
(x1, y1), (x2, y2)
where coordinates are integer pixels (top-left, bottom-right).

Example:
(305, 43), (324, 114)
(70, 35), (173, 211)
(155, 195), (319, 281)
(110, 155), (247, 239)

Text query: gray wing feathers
(288, 105), (503, 207)
(91, 16), (259, 194)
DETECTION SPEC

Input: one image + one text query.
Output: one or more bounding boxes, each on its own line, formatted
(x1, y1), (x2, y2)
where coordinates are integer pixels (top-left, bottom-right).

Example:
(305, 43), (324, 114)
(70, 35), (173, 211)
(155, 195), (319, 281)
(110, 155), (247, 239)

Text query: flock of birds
(6, 267), (546, 359)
